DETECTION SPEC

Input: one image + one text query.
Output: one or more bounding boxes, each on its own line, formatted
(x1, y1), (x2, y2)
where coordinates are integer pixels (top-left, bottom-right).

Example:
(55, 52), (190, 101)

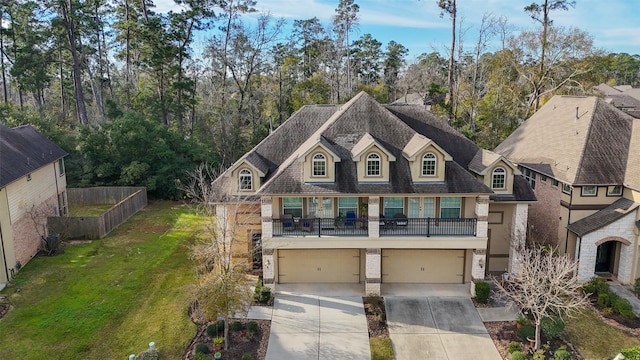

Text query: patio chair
(344, 211), (357, 228)
(301, 216), (315, 232)
(281, 214), (294, 231)
(393, 213), (408, 226)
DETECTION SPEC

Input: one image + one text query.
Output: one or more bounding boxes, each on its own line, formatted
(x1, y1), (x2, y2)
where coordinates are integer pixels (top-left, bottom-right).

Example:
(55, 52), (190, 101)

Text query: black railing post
(427, 218), (430, 237)
(318, 217), (321, 237)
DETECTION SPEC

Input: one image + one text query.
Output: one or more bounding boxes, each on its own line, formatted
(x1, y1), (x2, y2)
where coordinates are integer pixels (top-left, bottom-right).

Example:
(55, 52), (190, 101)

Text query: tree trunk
(535, 0), (550, 112)
(0, 23), (7, 104)
(447, 0), (456, 123)
(61, 0), (89, 125)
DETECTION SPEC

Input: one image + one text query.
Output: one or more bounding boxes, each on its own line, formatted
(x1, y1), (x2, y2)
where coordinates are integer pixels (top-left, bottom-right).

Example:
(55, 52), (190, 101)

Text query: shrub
(207, 320), (225, 337)
(247, 321), (259, 333)
(621, 345), (640, 360)
(554, 345), (573, 360)
(517, 324), (535, 341)
(231, 321), (245, 331)
(475, 281), (491, 304)
(541, 316), (565, 339)
(212, 337), (224, 346)
(582, 277), (608, 295)
(241, 353), (253, 360)
(533, 348), (546, 360)
(602, 307), (614, 315)
(507, 341), (523, 354)
(516, 314), (531, 327)
(510, 350), (528, 360)
(194, 353), (210, 360)
(612, 297), (637, 319)
(634, 278), (640, 296)
(597, 293), (610, 307)
(254, 286), (271, 304)
(195, 343), (210, 354)
(137, 349), (159, 360)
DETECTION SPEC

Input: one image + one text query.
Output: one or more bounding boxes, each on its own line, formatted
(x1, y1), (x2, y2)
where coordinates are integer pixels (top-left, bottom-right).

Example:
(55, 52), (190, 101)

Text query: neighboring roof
(567, 198), (639, 237)
(468, 149), (510, 175)
(0, 124), (67, 188)
(218, 92), (535, 201)
(494, 96), (635, 185)
(594, 83), (621, 96)
(391, 92), (426, 106)
(623, 88), (640, 101)
(625, 119), (640, 190)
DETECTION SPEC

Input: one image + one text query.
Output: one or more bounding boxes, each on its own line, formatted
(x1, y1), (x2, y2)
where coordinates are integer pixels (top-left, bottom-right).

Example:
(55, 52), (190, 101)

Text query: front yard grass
(0, 201), (198, 360)
(564, 307), (640, 360)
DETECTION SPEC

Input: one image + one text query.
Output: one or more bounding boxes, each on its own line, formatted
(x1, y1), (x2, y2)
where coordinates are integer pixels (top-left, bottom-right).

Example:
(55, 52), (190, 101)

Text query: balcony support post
(365, 248), (381, 296)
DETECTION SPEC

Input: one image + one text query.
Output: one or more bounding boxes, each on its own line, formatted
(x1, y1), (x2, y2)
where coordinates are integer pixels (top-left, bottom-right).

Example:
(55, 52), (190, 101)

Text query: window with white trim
(338, 197), (358, 217)
(440, 197), (461, 218)
(491, 167), (506, 189)
(307, 197), (318, 216)
(581, 186), (597, 196)
(423, 197), (435, 218)
(562, 183), (572, 194)
(421, 153), (436, 176)
(607, 185), (622, 196)
(383, 197), (404, 218)
(312, 153), (326, 176)
(366, 152), (381, 176)
(58, 159), (65, 176)
(239, 169), (253, 190)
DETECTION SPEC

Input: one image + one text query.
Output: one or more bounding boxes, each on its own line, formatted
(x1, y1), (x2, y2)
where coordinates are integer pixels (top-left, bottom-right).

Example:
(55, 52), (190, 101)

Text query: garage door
(382, 249), (464, 283)
(278, 249), (360, 283)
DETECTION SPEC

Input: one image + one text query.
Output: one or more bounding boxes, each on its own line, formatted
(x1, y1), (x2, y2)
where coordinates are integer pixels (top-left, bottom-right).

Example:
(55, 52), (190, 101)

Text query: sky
(154, 0), (640, 61)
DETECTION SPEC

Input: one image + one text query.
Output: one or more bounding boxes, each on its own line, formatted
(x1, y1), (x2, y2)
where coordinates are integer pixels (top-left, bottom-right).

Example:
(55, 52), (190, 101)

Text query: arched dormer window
(421, 152), (437, 176)
(492, 167), (506, 189)
(366, 152), (381, 176)
(239, 169), (253, 190)
(312, 153), (326, 176)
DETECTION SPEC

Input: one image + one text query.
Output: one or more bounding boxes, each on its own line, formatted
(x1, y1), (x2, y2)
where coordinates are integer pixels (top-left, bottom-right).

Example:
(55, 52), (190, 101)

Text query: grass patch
(564, 307), (640, 360)
(0, 201), (198, 360)
(370, 336), (394, 360)
(68, 203), (116, 217)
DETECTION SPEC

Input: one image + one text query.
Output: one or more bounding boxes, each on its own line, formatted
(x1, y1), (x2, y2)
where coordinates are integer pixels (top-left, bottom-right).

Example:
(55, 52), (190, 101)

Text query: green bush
(195, 343), (210, 354)
(553, 345), (573, 360)
(231, 321), (245, 331)
(634, 278), (640, 296)
(621, 345), (640, 360)
(475, 281), (491, 304)
(517, 325), (535, 341)
(206, 320), (225, 337)
(582, 277), (608, 295)
(241, 353), (253, 360)
(612, 296), (637, 319)
(137, 349), (159, 360)
(254, 286), (271, 304)
(194, 353), (210, 360)
(510, 350), (528, 360)
(541, 316), (565, 339)
(247, 321), (259, 333)
(516, 314), (531, 327)
(507, 341), (523, 354)
(597, 293), (610, 307)
(533, 348), (546, 360)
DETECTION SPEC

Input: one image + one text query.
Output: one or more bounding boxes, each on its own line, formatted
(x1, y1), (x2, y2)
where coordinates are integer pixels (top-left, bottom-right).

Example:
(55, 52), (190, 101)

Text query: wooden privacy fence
(48, 187), (147, 240)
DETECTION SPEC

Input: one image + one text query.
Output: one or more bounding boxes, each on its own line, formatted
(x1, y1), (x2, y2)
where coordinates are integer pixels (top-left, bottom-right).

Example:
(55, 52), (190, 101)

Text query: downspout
(564, 186), (573, 254)
(0, 221), (9, 281)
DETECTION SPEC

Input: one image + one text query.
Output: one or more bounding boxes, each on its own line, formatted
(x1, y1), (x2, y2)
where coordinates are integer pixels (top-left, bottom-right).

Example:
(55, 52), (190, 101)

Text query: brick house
(495, 95), (640, 284)
(213, 92), (535, 295)
(0, 124), (68, 283)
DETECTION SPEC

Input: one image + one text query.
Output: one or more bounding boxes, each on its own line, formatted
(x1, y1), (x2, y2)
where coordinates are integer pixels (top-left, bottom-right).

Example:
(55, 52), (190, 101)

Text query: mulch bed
(183, 319), (270, 360)
(363, 296), (389, 338)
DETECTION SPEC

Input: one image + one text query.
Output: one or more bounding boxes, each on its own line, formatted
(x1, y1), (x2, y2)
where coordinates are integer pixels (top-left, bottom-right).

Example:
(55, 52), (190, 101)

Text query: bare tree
(179, 163), (259, 350)
(493, 245), (589, 350)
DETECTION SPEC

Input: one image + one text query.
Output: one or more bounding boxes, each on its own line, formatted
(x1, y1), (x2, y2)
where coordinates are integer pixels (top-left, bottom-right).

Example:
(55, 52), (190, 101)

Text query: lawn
(564, 307), (640, 360)
(68, 203), (116, 217)
(0, 201), (198, 360)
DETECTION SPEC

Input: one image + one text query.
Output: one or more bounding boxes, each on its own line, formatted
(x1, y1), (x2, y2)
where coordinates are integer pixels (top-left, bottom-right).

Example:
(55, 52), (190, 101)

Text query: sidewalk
(608, 284), (640, 317)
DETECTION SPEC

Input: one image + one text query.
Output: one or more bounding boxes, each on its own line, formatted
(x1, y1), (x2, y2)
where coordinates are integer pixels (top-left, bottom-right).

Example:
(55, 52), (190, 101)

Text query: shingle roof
(625, 119), (640, 190)
(594, 83), (621, 96)
(221, 92), (535, 201)
(0, 124), (67, 188)
(468, 149), (503, 175)
(494, 96), (635, 185)
(566, 198), (638, 237)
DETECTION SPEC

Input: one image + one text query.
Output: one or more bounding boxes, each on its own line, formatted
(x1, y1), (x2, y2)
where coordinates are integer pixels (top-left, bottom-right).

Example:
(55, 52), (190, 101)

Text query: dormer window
(312, 153), (326, 177)
(421, 153), (436, 176)
(239, 169), (253, 190)
(491, 167), (506, 189)
(366, 153), (381, 176)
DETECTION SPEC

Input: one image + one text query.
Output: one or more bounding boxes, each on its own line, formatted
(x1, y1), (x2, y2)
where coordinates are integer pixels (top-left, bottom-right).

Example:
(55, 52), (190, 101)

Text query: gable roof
(566, 198), (638, 237)
(494, 96), (635, 185)
(468, 149), (517, 175)
(0, 124), (67, 188)
(217, 92), (536, 201)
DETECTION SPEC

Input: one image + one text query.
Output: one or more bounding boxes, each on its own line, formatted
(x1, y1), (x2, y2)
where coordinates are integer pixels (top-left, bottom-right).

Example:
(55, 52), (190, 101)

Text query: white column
(365, 248), (381, 296)
(509, 203), (528, 274)
(262, 248), (275, 284)
(261, 197), (273, 239)
(368, 197), (380, 238)
(475, 196), (490, 238)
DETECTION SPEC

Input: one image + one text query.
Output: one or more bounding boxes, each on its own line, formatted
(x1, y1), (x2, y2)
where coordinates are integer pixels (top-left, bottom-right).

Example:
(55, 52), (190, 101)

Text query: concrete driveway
(386, 296), (502, 360)
(266, 285), (370, 360)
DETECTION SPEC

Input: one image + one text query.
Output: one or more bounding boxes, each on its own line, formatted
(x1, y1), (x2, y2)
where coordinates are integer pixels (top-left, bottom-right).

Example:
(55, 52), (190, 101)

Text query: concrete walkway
(263, 285), (370, 360)
(609, 284), (640, 317)
(386, 296), (502, 360)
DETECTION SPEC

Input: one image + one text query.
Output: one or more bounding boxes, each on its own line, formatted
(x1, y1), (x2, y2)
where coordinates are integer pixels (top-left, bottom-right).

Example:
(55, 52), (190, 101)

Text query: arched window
(422, 152), (437, 176)
(366, 152), (381, 176)
(312, 153), (326, 176)
(239, 169), (253, 190)
(492, 167), (506, 189)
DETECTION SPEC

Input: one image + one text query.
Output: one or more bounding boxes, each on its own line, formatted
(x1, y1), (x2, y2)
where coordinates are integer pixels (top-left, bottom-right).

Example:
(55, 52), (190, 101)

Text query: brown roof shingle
(566, 198), (638, 237)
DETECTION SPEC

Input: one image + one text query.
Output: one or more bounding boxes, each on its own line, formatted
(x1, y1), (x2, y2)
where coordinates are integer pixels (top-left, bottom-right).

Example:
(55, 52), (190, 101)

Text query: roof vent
(576, 107), (579, 120)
